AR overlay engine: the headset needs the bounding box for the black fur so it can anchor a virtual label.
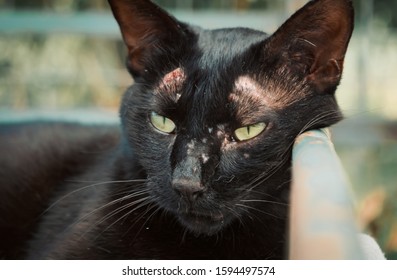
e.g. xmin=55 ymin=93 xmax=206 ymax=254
xmin=0 ymin=0 xmax=354 ymax=259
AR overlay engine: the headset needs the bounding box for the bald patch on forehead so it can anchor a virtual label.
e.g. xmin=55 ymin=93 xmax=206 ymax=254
xmin=158 ymin=67 xmax=186 ymax=96
xmin=228 ymin=76 xmax=268 ymax=123
xmin=230 ymin=75 xmax=307 ymax=111
xmin=232 ymin=76 xmax=264 ymax=104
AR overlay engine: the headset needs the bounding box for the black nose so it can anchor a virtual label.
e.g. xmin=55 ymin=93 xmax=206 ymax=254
xmin=172 ymin=154 xmax=205 ymax=204
xmin=172 ymin=178 xmax=205 ymax=204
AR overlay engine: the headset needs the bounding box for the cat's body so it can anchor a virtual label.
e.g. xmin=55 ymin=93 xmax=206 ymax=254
xmin=0 ymin=0 xmax=354 ymax=259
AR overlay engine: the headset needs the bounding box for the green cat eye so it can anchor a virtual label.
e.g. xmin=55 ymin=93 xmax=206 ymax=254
xmin=150 ymin=112 xmax=176 ymax=134
xmin=234 ymin=122 xmax=267 ymax=141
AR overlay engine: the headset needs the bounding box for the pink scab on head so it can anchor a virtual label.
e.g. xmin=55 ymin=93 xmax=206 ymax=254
xmin=159 ymin=67 xmax=186 ymax=94
xmin=163 ymin=68 xmax=185 ymax=85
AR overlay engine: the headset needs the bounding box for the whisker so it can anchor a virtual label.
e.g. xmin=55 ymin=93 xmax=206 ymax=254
xmin=93 ymin=196 xmax=151 ymax=230
xmin=224 ymin=204 xmax=248 ymax=225
xmin=64 ymin=179 xmax=146 ymax=184
xmin=235 ymin=203 xmax=285 ymax=220
xmin=133 ymin=205 xmax=162 ymax=237
xmin=64 ymin=189 xmax=151 ymax=235
xmin=40 ymin=179 xmax=147 ymax=217
xmin=248 ymin=189 xmax=285 ymax=199
xmin=239 ymin=199 xmax=288 ymax=206
xmin=126 ymin=203 xmax=161 ymax=243
xmin=108 ymin=184 xmax=148 ymax=198
xmin=93 ymin=198 xmax=155 ymax=239
xmin=299 ymin=110 xmax=341 ymax=134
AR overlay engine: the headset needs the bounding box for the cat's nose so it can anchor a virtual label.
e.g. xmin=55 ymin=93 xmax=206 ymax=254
xmin=172 ymin=178 xmax=205 ymax=204
xmin=172 ymin=156 xmax=205 ymax=203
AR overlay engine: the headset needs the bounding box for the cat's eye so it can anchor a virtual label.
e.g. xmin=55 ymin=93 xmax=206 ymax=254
xmin=150 ymin=112 xmax=176 ymax=134
xmin=234 ymin=122 xmax=267 ymax=141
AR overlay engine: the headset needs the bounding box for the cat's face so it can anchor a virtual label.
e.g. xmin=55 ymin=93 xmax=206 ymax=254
xmin=109 ymin=0 xmax=354 ymax=235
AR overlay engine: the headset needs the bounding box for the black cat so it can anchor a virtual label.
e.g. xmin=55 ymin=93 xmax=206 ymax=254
xmin=0 ymin=0 xmax=354 ymax=259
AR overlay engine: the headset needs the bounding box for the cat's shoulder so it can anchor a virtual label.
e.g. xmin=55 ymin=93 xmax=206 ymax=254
xmin=0 ymin=121 xmax=121 ymax=194
xmin=0 ymin=121 xmax=120 ymax=154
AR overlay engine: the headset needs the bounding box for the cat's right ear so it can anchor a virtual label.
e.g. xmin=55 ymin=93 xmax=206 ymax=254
xmin=108 ymin=0 xmax=186 ymax=77
xmin=264 ymin=0 xmax=354 ymax=94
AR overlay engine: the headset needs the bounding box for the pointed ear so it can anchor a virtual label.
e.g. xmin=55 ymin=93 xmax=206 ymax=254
xmin=267 ymin=0 xmax=354 ymax=93
xmin=108 ymin=0 xmax=187 ymax=77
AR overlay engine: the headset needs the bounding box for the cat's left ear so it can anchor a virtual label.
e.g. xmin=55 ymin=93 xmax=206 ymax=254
xmin=266 ymin=0 xmax=354 ymax=93
xmin=108 ymin=0 xmax=187 ymax=77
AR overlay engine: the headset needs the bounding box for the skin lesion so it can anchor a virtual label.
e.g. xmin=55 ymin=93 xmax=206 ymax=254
xmin=157 ymin=67 xmax=186 ymax=97
xmin=228 ymin=76 xmax=270 ymax=124
xmin=230 ymin=75 xmax=309 ymax=116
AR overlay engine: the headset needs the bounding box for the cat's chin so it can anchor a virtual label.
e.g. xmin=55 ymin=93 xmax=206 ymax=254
xmin=177 ymin=211 xmax=228 ymax=236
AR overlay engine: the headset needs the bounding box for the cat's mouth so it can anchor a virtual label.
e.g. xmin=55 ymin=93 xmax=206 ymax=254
xmin=178 ymin=210 xmax=226 ymax=236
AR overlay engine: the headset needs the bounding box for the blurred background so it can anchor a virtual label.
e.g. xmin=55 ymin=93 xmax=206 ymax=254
xmin=0 ymin=0 xmax=396 ymax=259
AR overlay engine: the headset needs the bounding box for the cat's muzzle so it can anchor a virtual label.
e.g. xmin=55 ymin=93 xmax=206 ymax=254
xmin=178 ymin=209 xmax=226 ymax=236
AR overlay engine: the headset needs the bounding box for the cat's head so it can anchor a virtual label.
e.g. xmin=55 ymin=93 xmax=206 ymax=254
xmin=109 ymin=0 xmax=354 ymax=236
